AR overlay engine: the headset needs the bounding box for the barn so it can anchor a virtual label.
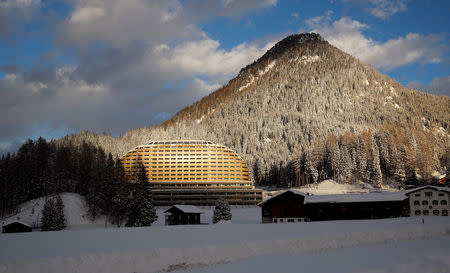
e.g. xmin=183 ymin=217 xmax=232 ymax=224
xmin=258 ymin=190 xmax=307 ymax=223
xmin=259 ymin=190 xmax=410 ymax=223
xmin=164 ymin=205 xmax=204 ymax=225
xmin=2 ymin=220 xmax=32 ymax=233
xmin=305 ymin=192 xmax=409 ymax=221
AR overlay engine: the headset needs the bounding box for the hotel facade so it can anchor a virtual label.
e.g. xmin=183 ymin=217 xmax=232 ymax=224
xmin=121 ymin=140 xmax=262 ymax=206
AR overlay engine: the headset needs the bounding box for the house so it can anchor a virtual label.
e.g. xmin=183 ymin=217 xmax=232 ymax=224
xmin=164 ymin=205 xmax=204 ymax=225
xmin=2 ymin=220 xmax=32 ymax=233
xmin=405 ymin=186 xmax=449 ymax=216
xmin=305 ymin=192 xmax=409 ymax=221
xmin=258 ymin=190 xmax=409 ymax=223
xmin=258 ymin=190 xmax=307 ymax=223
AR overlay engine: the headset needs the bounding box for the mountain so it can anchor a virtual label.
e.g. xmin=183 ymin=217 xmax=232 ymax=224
xmin=57 ymin=33 xmax=450 ymax=187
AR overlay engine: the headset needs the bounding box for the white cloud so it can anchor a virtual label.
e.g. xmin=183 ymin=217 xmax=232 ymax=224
xmin=1 ymin=0 xmax=280 ymax=151
xmin=70 ymin=6 xmax=106 ymax=24
xmin=369 ymin=0 xmax=407 ymax=19
xmin=307 ymin=16 xmax=445 ymax=70
xmin=407 ymin=76 xmax=450 ymax=97
xmin=0 ymin=0 xmax=40 ymax=9
xmin=342 ymin=0 xmax=408 ymax=19
xmin=155 ymin=38 xmax=275 ymax=79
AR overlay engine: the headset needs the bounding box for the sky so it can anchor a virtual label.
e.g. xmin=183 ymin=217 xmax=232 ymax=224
xmin=0 ymin=0 xmax=449 ymax=155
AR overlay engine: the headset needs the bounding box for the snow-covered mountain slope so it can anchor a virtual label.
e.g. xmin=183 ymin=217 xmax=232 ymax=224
xmin=57 ymin=33 xmax=450 ymax=185
xmin=0 ymin=193 xmax=107 ymax=229
xmin=1 ymin=214 xmax=449 ymax=273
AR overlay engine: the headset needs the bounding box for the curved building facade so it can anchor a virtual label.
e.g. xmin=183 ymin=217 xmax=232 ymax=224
xmin=121 ymin=140 xmax=262 ymax=205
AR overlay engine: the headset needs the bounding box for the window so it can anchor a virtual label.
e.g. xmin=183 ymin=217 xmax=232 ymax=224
xmin=414 ymin=193 xmax=420 ymax=197
xmin=438 ymin=193 xmax=444 ymax=197
xmin=288 ymin=219 xmax=294 ymax=222
xmin=433 ymin=210 xmax=440 ymax=215
xmin=279 ymin=219 xmax=284 ymax=222
xmin=442 ymin=210 xmax=448 ymax=216
xmin=422 ymin=200 xmax=428 ymax=205
xmin=415 ymin=210 xmax=421 ymax=215
xmin=425 ymin=192 xmax=433 ymax=197
xmin=432 ymin=200 xmax=438 ymax=205
xmin=423 ymin=210 xmax=429 ymax=215
xmin=441 ymin=200 xmax=448 ymax=205
xmin=414 ymin=201 xmax=420 ymax=205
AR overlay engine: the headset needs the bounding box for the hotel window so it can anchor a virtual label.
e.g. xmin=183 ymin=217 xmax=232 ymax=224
xmin=422 ymin=200 xmax=428 ymax=205
xmin=442 ymin=210 xmax=448 ymax=216
xmin=441 ymin=200 xmax=448 ymax=205
xmin=433 ymin=210 xmax=440 ymax=215
xmin=414 ymin=210 xmax=421 ymax=215
xmin=413 ymin=200 xmax=420 ymax=205
xmin=423 ymin=210 xmax=429 ymax=215
xmin=432 ymin=200 xmax=438 ymax=205
xmin=425 ymin=192 xmax=433 ymax=197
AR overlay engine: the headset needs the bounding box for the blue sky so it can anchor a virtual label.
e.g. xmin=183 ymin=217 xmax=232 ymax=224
xmin=0 ymin=0 xmax=449 ymax=155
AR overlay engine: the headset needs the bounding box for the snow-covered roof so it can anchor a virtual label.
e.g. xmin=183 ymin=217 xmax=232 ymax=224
xmin=404 ymin=185 xmax=450 ymax=195
xmin=258 ymin=190 xmax=307 ymax=206
xmin=2 ymin=220 xmax=32 ymax=228
xmin=305 ymin=191 xmax=407 ymax=204
xmin=164 ymin=205 xmax=204 ymax=214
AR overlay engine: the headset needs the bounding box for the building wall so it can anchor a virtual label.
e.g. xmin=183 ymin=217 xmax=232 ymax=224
xmin=121 ymin=140 xmax=250 ymax=185
xmin=121 ymin=140 xmax=261 ymax=205
xmin=409 ymin=188 xmax=449 ymax=216
xmin=261 ymin=192 xmax=305 ymax=223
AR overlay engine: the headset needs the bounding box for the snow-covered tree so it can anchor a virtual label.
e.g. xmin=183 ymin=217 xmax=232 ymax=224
xmin=213 ymin=198 xmax=232 ymax=224
xmin=41 ymin=196 xmax=66 ymax=231
xmin=41 ymin=198 xmax=56 ymax=231
xmin=55 ymin=196 xmax=66 ymax=230
xmin=125 ymin=163 xmax=157 ymax=227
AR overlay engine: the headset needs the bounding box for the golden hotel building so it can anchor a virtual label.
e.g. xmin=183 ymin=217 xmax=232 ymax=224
xmin=120 ymin=140 xmax=262 ymax=205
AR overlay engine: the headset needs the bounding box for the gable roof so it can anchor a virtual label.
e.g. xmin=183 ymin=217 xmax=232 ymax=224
xmin=404 ymin=185 xmax=450 ymax=195
xmin=2 ymin=220 xmax=32 ymax=228
xmin=305 ymin=191 xmax=407 ymax=204
xmin=164 ymin=205 xmax=204 ymax=214
xmin=258 ymin=190 xmax=307 ymax=206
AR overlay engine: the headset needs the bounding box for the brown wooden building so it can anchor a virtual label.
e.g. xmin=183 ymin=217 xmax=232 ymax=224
xmin=259 ymin=190 xmax=409 ymax=223
xmin=164 ymin=205 xmax=204 ymax=225
xmin=258 ymin=190 xmax=307 ymax=223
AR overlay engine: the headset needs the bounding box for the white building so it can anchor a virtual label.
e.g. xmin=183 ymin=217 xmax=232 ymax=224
xmin=406 ymin=186 xmax=449 ymax=216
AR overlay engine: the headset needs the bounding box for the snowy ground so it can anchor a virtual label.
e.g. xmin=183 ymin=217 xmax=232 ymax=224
xmin=1 ymin=207 xmax=449 ymax=273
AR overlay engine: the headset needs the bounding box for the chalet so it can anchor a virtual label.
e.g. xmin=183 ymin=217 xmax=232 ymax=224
xmin=2 ymin=220 xmax=32 ymax=233
xmin=259 ymin=190 xmax=409 ymax=223
xmin=164 ymin=205 xmax=204 ymax=225
xmin=405 ymin=186 xmax=449 ymax=217
xmin=305 ymin=192 xmax=409 ymax=221
xmin=258 ymin=190 xmax=307 ymax=223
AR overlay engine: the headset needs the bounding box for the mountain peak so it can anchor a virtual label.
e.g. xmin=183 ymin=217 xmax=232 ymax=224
xmin=261 ymin=32 xmax=326 ymax=61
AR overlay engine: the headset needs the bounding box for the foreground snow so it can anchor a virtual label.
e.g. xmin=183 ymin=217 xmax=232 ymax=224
xmin=1 ymin=215 xmax=449 ymax=273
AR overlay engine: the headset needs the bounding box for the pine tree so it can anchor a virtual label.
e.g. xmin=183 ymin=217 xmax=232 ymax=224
xmin=111 ymin=159 xmax=131 ymax=227
xmin=368 ymin=141 xmax=383 ymax=188
xmin=213 ymin=198 xmax=232 ymax=224
xmin=41 ymin=198 xmax=56 ymax=231
xmin=55 ymin=196 xmax=67 ymax=230
xmin=41 ymin=196 xmax=66 ymax=231
xmin=125 ymin=163 xmax=157 ymax=227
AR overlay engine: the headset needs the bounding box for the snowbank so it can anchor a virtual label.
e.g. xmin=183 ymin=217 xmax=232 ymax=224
xmin=1 ymin=216 xmax=449 ymax=273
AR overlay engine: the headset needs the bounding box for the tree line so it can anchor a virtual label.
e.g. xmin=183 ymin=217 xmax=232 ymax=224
xmin=254 ymin=125 xmax=449 ymax=188
xmin=0 ymin=138 xmax=156 ymax=227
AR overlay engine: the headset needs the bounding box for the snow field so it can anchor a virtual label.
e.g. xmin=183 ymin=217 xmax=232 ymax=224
xmin=1 ymin=216 xmax=449 ymax=273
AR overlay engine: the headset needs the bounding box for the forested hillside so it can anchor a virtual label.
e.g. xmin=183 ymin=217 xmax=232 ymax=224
xmin=55 ymin=33 xmax=449 ymax=187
